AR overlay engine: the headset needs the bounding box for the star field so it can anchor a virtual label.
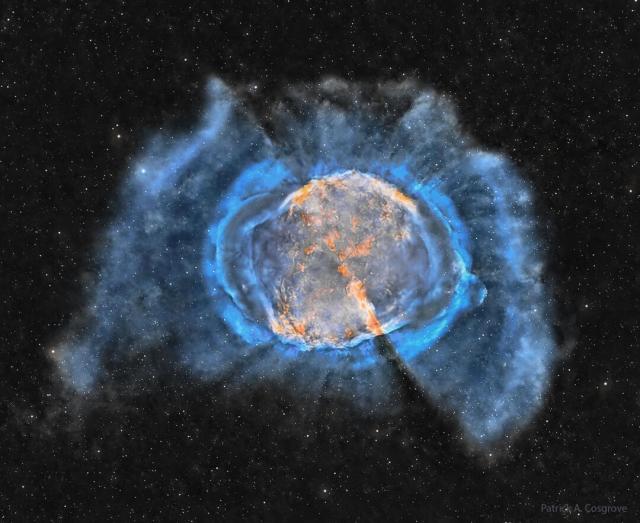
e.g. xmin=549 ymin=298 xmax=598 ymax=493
xmin=1 ymin=2 xmax=639 ymax=520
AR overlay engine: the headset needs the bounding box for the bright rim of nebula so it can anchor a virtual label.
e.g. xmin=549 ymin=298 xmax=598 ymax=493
xmin=217 ymin=169 xmax=484 ymax=350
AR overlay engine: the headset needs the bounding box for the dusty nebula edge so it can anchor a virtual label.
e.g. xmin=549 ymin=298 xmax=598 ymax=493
xmin=51 ymin=78 xmax=556 ymax=449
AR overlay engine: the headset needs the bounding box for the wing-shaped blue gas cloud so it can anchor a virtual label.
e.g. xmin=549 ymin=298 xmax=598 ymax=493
xmin=51 ymin=78 xmax=556 ymax=449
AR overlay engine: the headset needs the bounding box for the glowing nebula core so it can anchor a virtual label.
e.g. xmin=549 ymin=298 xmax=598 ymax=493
xmin=214 ymin=169 xmax=485 ymax=351
xmin=52 ymin=78 xmax=556 ymax=449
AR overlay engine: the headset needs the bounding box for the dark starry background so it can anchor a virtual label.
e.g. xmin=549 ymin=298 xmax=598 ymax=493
xmin=2 ymin=1 xmax=639 ymax=520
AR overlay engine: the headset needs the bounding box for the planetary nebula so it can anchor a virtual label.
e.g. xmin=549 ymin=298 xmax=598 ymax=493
xmin=52 ymin=78 xmax=556 ymax=448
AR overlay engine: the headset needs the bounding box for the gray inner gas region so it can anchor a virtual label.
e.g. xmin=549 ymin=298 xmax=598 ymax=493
xmin=250 ymin=171 xmax=461 ymax=348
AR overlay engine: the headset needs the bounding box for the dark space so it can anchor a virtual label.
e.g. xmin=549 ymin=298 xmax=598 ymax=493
xmin=2 ymin=1 xmax=639 ymax=520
